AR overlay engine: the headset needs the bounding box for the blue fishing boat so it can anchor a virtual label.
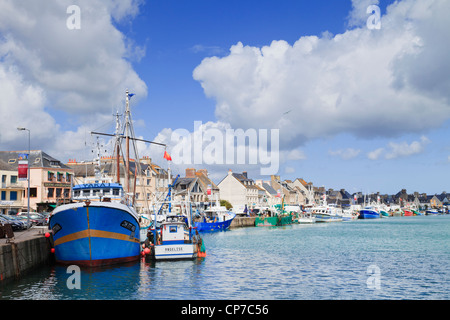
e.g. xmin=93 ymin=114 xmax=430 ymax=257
xmin=359 ymin=206 xmax=380 ymax=219
xmin=194 ymin=206 xmax=236 ymax=232
xmin=49 ymin=90 xmax=164 ymax=267
xmin=49 ymin=184 xmax=141 ymax=267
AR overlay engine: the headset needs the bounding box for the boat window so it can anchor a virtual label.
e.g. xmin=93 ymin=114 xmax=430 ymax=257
xmin=169 ymin=226 xmax=177 ymax=233
xmin=113 ymin=189 xmax=120 ymax=196
xmin=93 ymin=189 xmax=100 ymax=196
xmin=82 ymin=190 xmax=90 ymax=197
xmin=74 ymin=190 xmax=80 ymax=197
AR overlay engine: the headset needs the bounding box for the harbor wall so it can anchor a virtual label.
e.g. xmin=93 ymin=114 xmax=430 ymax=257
xmin=0 ymin=234 xmax=52 ymax=282
xmin=230 ymin=216 xmax=256 ymax=229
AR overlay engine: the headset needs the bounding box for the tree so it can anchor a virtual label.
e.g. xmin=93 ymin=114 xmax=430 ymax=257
xmin=220 ymin=200 xmax=233 ymax=210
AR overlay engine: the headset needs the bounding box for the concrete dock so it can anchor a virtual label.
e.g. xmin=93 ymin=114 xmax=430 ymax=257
xmin=0 ymin=227 xmax=54 ymax=283
xmin=229 ymin=216 xmax=256 ymax=229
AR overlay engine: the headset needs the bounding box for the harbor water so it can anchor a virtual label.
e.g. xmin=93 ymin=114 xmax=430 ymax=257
xmin=1 ymin=215 xmax=449 ymax=300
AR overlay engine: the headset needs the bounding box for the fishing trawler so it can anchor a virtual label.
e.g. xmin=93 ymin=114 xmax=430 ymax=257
xmin=50 ymin=90 xmax=163 ymax=267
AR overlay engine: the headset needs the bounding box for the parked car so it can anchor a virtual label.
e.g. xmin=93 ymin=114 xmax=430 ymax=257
xmin=0 ymin=215 xmax=25 ymax=231
xmin=1 ymin=214 xmax=30 ymax=230
xmin=9 ymin=215 xmax=33 ymax=229
xmin=16 ymin=212 xmax=46 ymax=226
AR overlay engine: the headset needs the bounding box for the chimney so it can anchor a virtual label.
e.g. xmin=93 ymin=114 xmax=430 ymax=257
xmin=242 ymin=171 xmax=248 ymax=178
xmin=185 ymin=168 xmax=196 ymax=178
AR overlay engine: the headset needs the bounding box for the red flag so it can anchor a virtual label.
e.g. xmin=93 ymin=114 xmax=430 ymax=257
xmin=163 ymin=150 xmax=172 ymax=161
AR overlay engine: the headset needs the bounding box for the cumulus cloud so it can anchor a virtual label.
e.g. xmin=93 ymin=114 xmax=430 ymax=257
xmin=0 ymin=0 xmax=146 ymax=160
xmin=367 ymin=136 xmax=430 ymax=160
xmin=138 ymin=120 xmax=307 ymax=177
xmin=193 ymin=0 xmax=450 ymax=151
xmin=385 ymin=136 xmax=430 ymax=159
xmin=367 ymin=148 xmax=385 ymax=160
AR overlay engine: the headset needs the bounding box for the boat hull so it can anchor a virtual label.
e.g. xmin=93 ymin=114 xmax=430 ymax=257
xmin=255 ymin=215 xmax=292 ymax=226
xmin=194 ymin=218 xmax=234 ymax=232
xmin=49 ymin=202 xmax=141 ymax=267
xmin=358 ymin=210 xmax=380 ymax=219
xmin=314 ymin=214 xmax=342 ymax=223
xmin=152 ymin=243 xmax=197 ymax=260
xmin=380 ymin=210 xmax=390 ymax=217
xmin=403 ymin=210 xmax=413 ymax=216
xmin=297 ymin=216 xmax=316 ymax=224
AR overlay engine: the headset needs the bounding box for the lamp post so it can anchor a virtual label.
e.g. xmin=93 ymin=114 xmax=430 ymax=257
xmin=17 ymin=127 xmax=30 ymax=228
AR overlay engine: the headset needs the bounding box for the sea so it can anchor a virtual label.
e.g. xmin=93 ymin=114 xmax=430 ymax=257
xmin=1 ymin=215 xmax=449 ymax=302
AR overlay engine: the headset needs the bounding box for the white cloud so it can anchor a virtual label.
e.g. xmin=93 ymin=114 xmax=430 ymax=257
xmin=367 ymin=148 xmax=385 ymax=160
xmin=329 ymin=148 xmax=361 ymax=160
xmin=367 ymin=136 xmax=430 ymax=160
xmin=0 ymin=0 xmax=146 ymax=161
xmin=385 ymin=136 xmax=430 ymax=159
xmin=286 ymin=149 xmax=307 ymax=161
xmin=193 ymin=0 xmax=450 ymax=150
xmin=142 ymin=120 xmax=307 ymax=178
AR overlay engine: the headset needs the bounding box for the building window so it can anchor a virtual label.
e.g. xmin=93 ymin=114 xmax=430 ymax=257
xmin=30 ymin=188 xmax=37 ymax=198
xmin=48 ymin=188 xmax=54 ymax=198
xmin=10 ymin=191 xmax=17 ymax=201
xmin=57 ymin=173 xmax=62 ymax=182
xmin=48 ymin=172 xmax=54 ymax=181
xmin=1 ymin=191 xmax=6 ymax=200
xmin=64 ymin=189 xmax=70 ymax=198
xmin=10 ymin=176 xmax=17 ymax=184
xmin=56 ymin=188 xmax=62 ymax=198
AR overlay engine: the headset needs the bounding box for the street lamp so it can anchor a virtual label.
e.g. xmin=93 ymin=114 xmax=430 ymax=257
xmin=17 ymin=127 xmax=30 ymax=228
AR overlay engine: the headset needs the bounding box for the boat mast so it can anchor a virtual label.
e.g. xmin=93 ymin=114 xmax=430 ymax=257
xmin=125 ymin=90 xmax=131 ymax=195
xmin=114 ymin=110 xmax=121 ymax=184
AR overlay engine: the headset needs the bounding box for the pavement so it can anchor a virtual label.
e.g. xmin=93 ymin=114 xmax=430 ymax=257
xmin=0 ymin=226 xmax=50 ymax=245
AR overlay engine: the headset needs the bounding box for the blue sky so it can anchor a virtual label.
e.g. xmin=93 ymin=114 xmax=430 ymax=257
xmin=1 ymin=0 xmax=449 ymax=195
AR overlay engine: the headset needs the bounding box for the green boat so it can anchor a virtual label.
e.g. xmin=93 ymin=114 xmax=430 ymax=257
xmin=380 ymin=210 xmax=389 ymax=217
xmin=255 ymin=215 xmax=292 ymax=226
xmin=255 ymin=204 xmax=293 ymax=226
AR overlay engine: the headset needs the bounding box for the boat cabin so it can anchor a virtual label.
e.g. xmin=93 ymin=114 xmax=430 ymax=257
xmin=160 ymin=215 xmax=190 ymax=245
xmin=72 ymin=182 xmax=124 ymax=202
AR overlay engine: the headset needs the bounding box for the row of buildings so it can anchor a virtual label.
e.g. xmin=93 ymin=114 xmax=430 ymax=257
xmin=1 ymin=149 xmax=449 ymax=215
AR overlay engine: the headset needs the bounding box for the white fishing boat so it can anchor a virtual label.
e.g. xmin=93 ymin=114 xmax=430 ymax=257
xmin=341 ymin=208 xmax=358 ymax=221
xmin=311 ymin=205 xmax=343 ymax=222
xmin=152 ymin=214 xmax=197 ymax=260
xmin=297 ymin=208 xmax=316 ymax=224
xmin=143 ymin=176 xmax=201 ymax=261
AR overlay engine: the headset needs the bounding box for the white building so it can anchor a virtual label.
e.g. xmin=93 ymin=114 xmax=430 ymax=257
xmin=217 ymin=170 xmax=264 ymax=213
